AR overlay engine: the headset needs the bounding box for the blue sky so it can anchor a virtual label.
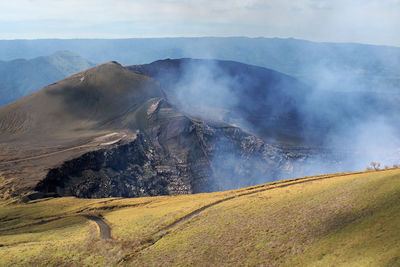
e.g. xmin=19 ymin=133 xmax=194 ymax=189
xmin=0 ymin=0 xmax=399 ymax=46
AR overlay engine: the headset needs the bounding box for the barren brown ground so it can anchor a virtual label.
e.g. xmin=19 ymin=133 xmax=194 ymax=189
xmin=0 ymin=62 xmax=162 ymax=198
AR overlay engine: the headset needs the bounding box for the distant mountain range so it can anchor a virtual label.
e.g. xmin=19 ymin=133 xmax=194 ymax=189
xmin=0 ymin=37 xmax=399 ymax=92
xmin=0 ymin=51 xmax=96 ymax=106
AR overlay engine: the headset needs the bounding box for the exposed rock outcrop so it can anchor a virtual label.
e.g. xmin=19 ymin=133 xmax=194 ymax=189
xmin=34 ymin=97 xmax=291 ymax=198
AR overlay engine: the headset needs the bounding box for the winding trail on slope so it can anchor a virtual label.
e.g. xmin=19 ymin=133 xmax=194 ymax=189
xmin=0 ymin=144 xmax=96 ymax=165
xmin=0 ymin=133 xmax=126 ymax=165
xmin=152 ymin=170 xmax=369 ymax=236
xmin=84 ymin=215 xmax=112 ymax=240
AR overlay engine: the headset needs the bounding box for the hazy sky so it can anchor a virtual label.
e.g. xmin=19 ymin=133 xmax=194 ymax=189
xmin=0 ymin=0 xmax=399 ymax=46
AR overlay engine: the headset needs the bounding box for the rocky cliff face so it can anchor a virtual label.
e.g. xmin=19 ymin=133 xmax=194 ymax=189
xmin=34 ymin=97 xmax=291 ymax=198
xmin=35 ymin=133 xmax=188 ymax=198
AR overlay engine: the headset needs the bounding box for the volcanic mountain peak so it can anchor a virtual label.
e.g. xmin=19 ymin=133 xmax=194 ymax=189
xmin=0 ymin=61 xmax=164 ymax=140
xmin=56 ymin=61 xmax=162 ymax=103
xmin=0 ymin=59 xmax=301 ymax=200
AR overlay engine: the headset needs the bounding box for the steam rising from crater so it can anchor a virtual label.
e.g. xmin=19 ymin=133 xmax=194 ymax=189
xmin=150 ymin=57 xmax=400 ymax=184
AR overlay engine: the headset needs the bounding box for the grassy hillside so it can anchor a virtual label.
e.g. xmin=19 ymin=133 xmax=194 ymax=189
xmin=1 ymin=169 xmax=400 ymax=266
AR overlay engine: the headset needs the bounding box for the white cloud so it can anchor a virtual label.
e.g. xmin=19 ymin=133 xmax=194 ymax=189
xmin=0 ymin=0 xmax=399 ymax=46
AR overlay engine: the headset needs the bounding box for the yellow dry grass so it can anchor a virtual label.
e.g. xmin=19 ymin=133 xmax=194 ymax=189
xmin=0 ymin=169 xmax=399 ymax=266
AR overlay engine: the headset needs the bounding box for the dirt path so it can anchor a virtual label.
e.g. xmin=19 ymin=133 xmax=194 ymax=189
xmin=152 ymin=170 xmax=367 ymax=236
xmin=84 ymin=215 xmax=112 ymax=240
xmin=0 ymin=144 xmax=95 ymax=165
xmin=0 ymin=133 xmax=126 ymax=165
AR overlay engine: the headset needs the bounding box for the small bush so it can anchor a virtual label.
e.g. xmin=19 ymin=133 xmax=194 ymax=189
xmin=369 ymin=162 xmax=381 ymax=171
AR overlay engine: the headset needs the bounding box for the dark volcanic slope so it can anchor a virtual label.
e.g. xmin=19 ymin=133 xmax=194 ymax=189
xmin=128 ymin=58 xmax=311 ymax=144
xmin=0 ymin=51 xmax=96 ymax=107
xmin=0 ymin=61 xmax=293 ymax=200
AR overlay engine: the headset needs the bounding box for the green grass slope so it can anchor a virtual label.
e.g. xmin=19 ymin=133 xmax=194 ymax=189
xmin=1 ymin=169 xmax=399 ymax=266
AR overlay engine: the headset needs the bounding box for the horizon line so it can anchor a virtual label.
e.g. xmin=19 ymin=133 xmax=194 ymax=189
xmin=0 ymin=36 xmax=398 ymax=48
